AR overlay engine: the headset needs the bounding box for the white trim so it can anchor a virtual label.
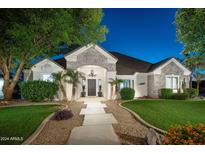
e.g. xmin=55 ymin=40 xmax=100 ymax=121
xmin=116 ymin=75 xmax=136 ymax=80
xmin=152 ymin=58 xmax=191 ymax=75
xmin=64 ymin=43 xmax=118 ymax=63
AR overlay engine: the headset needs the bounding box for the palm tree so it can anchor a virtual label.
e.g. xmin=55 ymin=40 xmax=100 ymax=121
xmin=52 ymin=71 xmax=67 ymax=102
xmin=109 ymin=78 xmax=123 ymax=100
xmin=65 ymin=69 xmax=85 ymax=102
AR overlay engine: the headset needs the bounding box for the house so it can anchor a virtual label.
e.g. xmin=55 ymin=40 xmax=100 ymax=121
xmin=23 ymin=43 xmax=191 ymax=100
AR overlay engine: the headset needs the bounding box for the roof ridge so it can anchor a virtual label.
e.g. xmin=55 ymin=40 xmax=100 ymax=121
xmin=110 ymin=51 xmax=153 ymax=64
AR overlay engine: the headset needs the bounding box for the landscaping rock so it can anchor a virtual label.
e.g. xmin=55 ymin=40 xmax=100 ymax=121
xmin=145 ymin=128 xmax=163 ymax=145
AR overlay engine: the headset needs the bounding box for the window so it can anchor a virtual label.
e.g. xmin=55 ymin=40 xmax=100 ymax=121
xmin=118 ymin=80 xmax=134 ymax=90
xmin=166 ymin=75 xmax=179 ymax=90
xmin=43 ymin=74 xmax=53 ymax=82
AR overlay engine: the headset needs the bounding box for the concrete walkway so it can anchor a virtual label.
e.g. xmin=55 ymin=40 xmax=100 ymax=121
xmin=67 ymin=101 xmax=120 ymax=145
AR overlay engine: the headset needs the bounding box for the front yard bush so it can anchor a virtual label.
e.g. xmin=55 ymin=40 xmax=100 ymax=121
xmin=120 ymin=88 xmax=135 ymax=100
xmin=163 ymin=124 xmax=205 ymax=145
xmin=171 ymin=93 xmax=189 ymax=100
xmin=52 ymin=109 xmax=73 ymax=121
xmin=160 ymin=88 xmax=172 ymax=99
xmin=20 ymin=80 xmax=58 ymax=102
xmin=186 ymin=88 xmax=198 ymax=98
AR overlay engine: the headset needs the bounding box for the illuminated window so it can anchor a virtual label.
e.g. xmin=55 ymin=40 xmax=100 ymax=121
xmin=43 ymin=74 xmax=53 ymax=82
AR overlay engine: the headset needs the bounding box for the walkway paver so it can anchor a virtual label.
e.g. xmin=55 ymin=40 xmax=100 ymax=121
xmin=84 ymin=101 xmax=101 ymax=104
xmin=80 ymin=108 xmax=105 ymax=115
xmin=68 ymin=100 xmax=120 ymax=145
xmin=83 ymin=113 xmax=118 ymax=125
xmin=86 ymin=103 xmax=107 ymax=108
xmin=68 ymin=125 xmax=119 ymax=145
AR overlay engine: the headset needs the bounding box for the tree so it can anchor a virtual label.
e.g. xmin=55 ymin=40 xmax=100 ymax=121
xmin=175 ymin=9 xmax=205 ymax=90
xmin=65 ymin=69 xmax=85 ymax=101
xmin=0 ymin=9 xmax=108 ymax=101
xmin=193 ymin=71 xmax=205 ymax=93
xmin=182 ymin=52 xmax=205 ymax=89
xmin=175 ymin=9 xmax=205 ymax=55
xmin=109 ymin=78 xmax=123 ymax=100
xmin=52 ymin=71 xmax=67 ymax=101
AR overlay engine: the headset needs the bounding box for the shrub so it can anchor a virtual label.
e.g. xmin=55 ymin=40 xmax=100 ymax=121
xmin=52 ymin=109 xmax=73 ymax=121
xmin=19 ymin=80 xmax=58 ymax=102
xmin=163 ymin=124 xmax=205 ymax=145
xmin=171 ymin=93 xmax=189 ymax=100
xmin=160 ymin=88 xmax=173 ymax=99
xmin=120 ymin=88 xmax=135 ymax=100
xmin=186 ymin=88 xmax=198 ymax=98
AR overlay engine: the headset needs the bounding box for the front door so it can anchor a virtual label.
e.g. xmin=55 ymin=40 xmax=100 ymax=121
xmin=88 ymin=79 xmax=96 ymax=96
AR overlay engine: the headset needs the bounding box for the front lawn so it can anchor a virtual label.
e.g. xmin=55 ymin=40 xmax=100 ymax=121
xmin=0 ymin=105 xmax=58 ymax=145
xmin=122 ymin=100 xmax=205 ymax=131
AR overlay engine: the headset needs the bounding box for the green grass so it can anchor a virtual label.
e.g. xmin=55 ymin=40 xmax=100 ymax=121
xmin=0 ymin=105 xmax=58 ymax=145
xmin=122 ymin=99 xmax=205 ymax=131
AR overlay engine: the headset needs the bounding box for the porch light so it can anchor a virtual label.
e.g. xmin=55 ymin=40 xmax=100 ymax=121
xmin=88 ymin=70 xmax=96 ymax=77
xmin=98 ymin=79 xmax=102 ymax=86
xmin=82 ymin=79 xmax=86 ymax=86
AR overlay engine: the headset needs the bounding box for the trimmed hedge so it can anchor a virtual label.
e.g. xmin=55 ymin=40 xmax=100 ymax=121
xmin=160 ymin=88 xmax=173 ymax=99
xmin=171 ymin=93 xmax=189 ymax=100
xmin=186 ymin=88 xmax=198 ymax=98
xmin=120 ymin=88 xmax=135 ymax=100
xmin=19 ymin=80 xmax=58 ymax=102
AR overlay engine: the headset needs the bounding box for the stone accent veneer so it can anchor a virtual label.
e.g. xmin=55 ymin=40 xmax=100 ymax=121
xmin=148 ymin=62 xmax=190 ymax=98
xmin=67 ymin=47 xmax=116 ymax=71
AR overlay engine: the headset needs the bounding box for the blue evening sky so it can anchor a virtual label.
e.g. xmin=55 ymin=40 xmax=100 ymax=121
xmin=100 ymin=8 xmax=183 ymax=63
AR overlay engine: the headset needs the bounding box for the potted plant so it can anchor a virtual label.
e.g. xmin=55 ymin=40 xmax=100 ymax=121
xmin=98 ymin=85 xmax=103 ymax=97
xmin=81 ymin=85 xmax=86 ymax=97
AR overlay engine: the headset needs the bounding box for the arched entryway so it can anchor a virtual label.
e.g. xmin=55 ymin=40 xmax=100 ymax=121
xmin=76 ymin=65 xmax=108 ymax=99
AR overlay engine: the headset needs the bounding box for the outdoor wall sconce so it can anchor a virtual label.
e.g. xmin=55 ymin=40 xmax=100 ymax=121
xmin=98 ymin=79 xmax=102 ymax=86
xmin=88 ymin=70 xmax=96 ymax=77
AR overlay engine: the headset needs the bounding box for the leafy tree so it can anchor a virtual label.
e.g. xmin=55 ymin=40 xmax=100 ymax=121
xmin=182 ymin=52 xmax=205 ymax=90
xmin=65 ymin=69 xmax=85 ymax=101
xmin=0 ymin=9 xmax=107 ymax=101
xmin=52 ymin=71 xmax=67 ymax=101
xmin=193 ymin=71 xmax=205 ymax=93
xmin=175 ymin=9 xmax=205 ymax=89
xmin=175 ymin=9 xmax=205 ymax=55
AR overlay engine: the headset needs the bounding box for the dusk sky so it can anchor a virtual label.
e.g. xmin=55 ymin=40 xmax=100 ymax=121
xmin=100 ymin=8 xmax=183 ymax=63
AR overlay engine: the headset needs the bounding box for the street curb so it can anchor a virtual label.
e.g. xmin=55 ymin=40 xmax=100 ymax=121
xmin=119 ymin=102 xmax=167 ymax=134
xmin=22 ymin=104 xmax=68 ymax=145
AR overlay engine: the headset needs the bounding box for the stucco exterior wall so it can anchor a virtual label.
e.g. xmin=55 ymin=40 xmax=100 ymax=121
xmin=29 ymin=59 xmax=65 ymax=100
xmin=32 ymin=59 xmax=64 ymax=80
xmin=148 ymin=62 xmax=190 ymax=98
xmin=76 ymin=65 xmax=108 ymax=99
xmin=136 ymin=73 xmax=148 ymax=97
